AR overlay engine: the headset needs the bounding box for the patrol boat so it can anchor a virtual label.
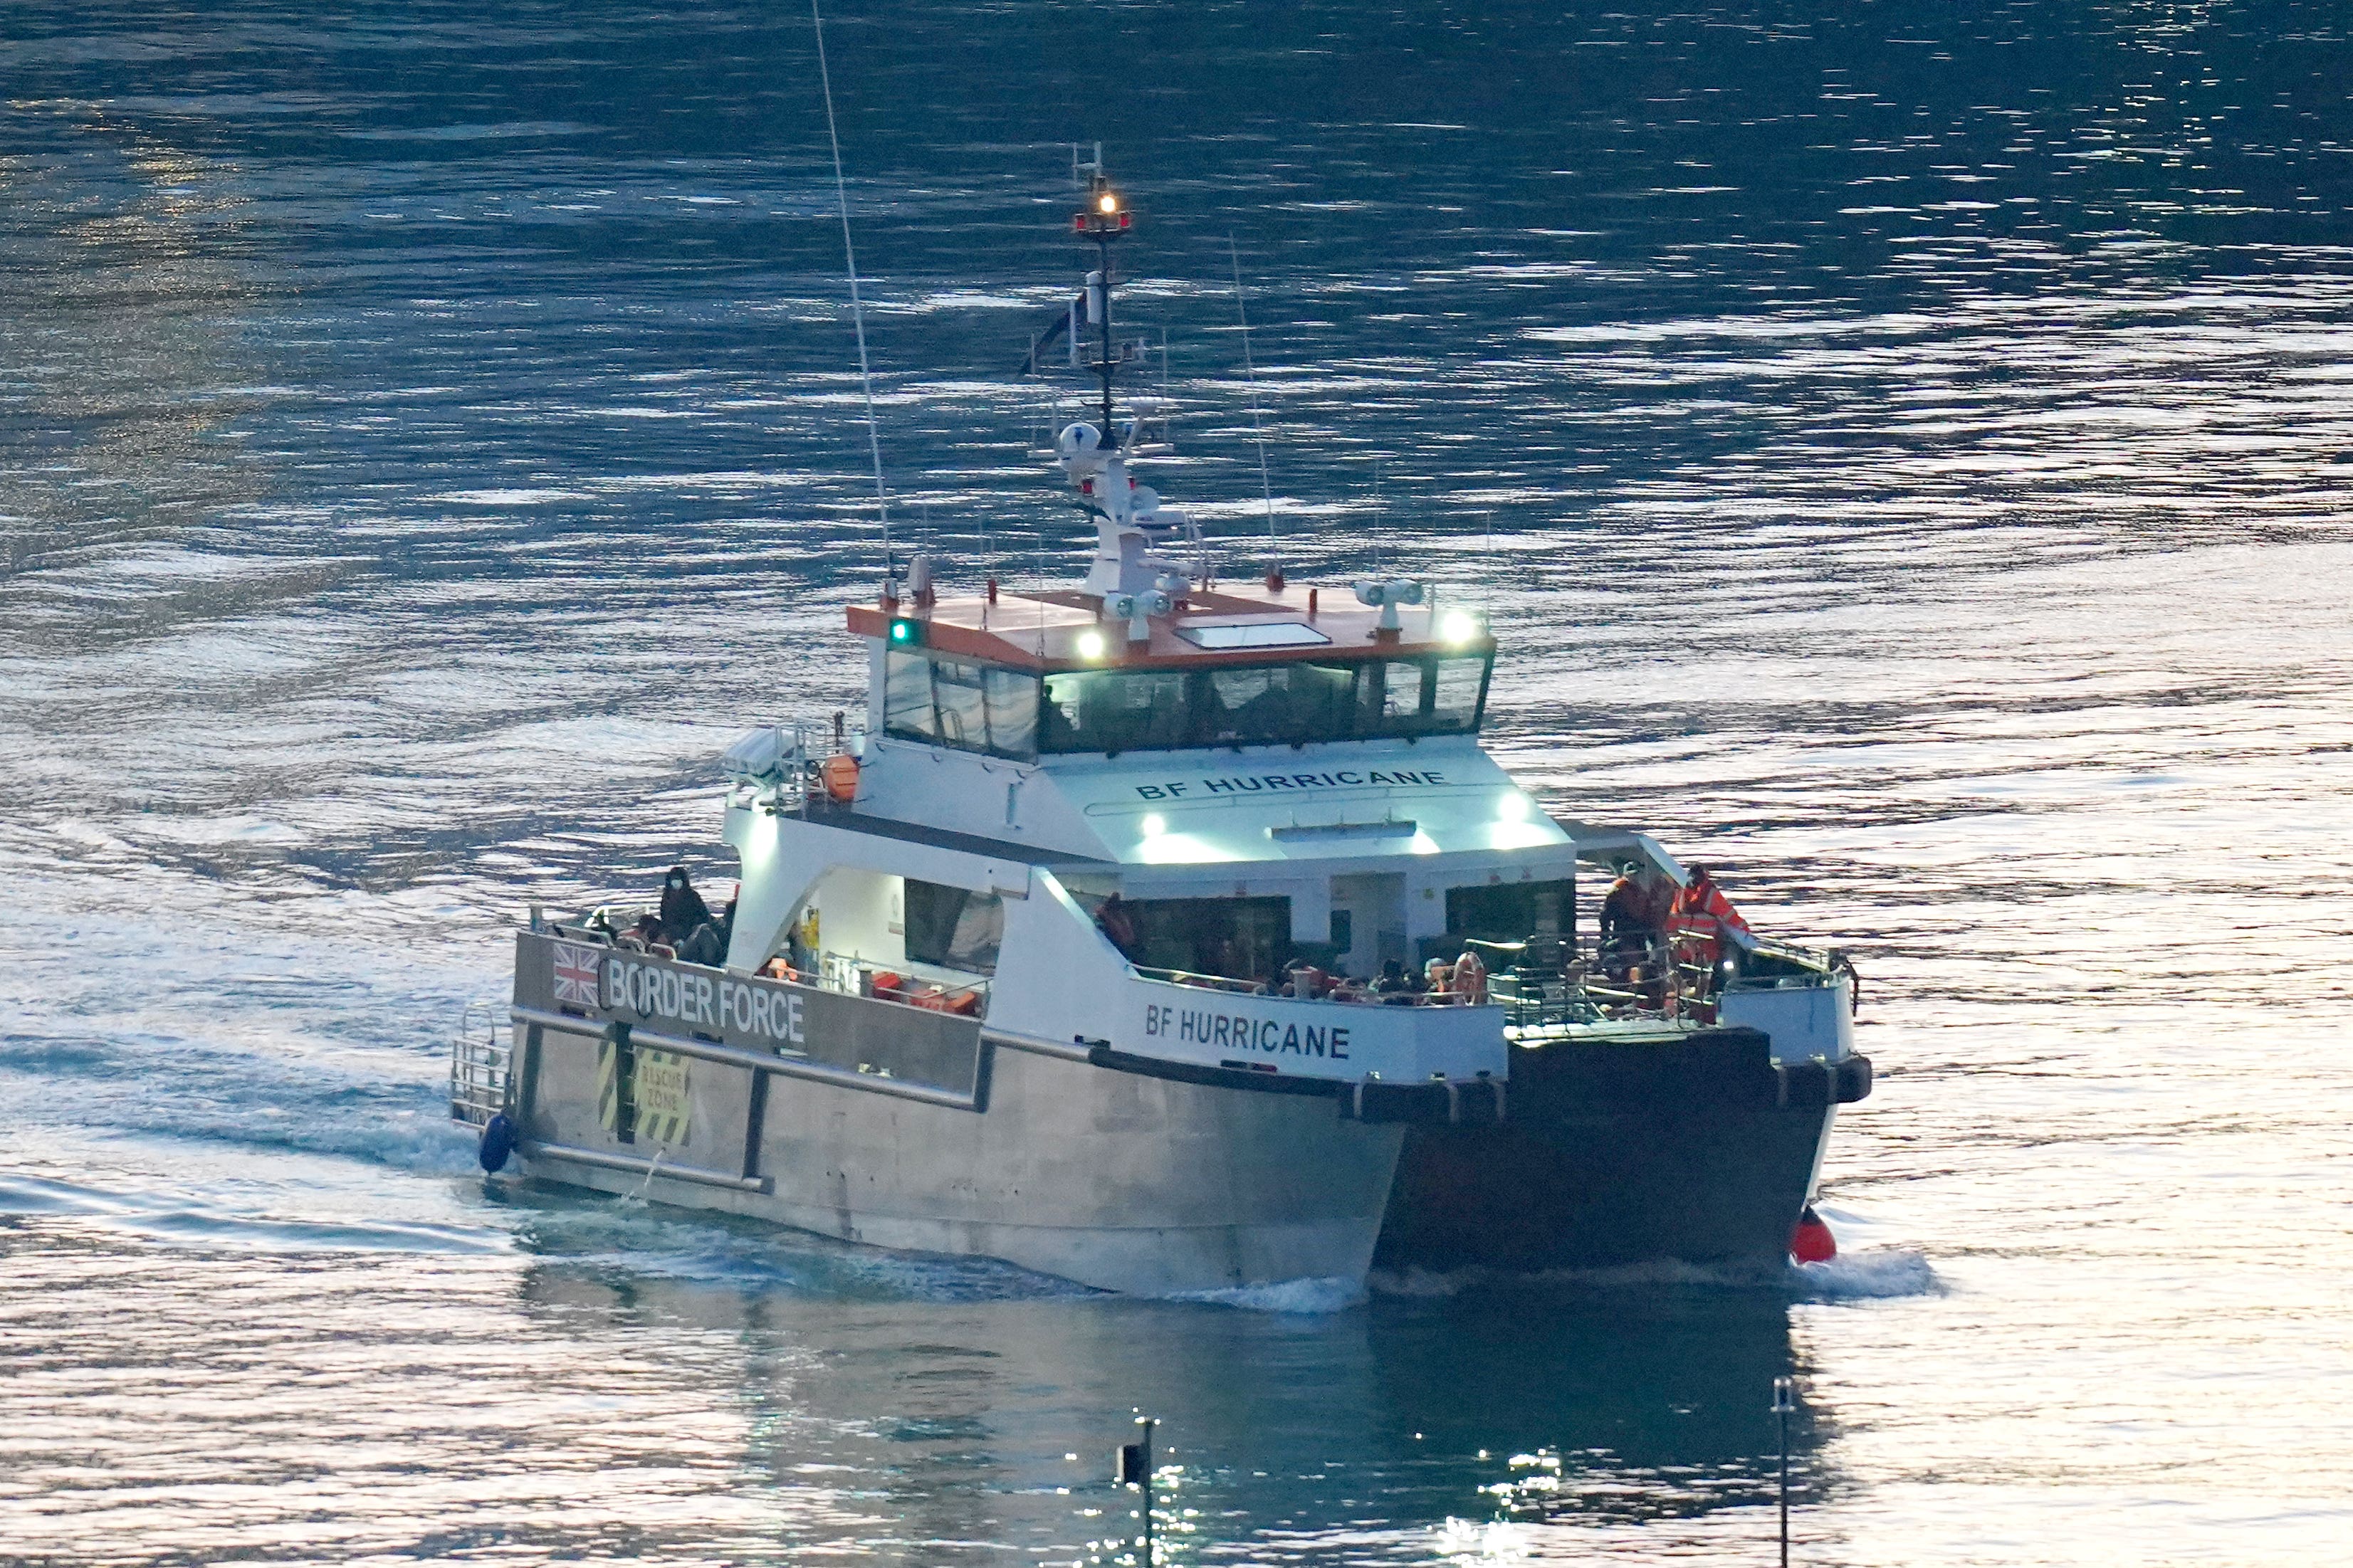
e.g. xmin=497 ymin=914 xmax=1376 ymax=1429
xmin=451 ymin=166 xmax=1870 ymax=1294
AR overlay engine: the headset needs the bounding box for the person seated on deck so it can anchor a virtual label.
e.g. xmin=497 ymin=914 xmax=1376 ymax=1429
xmin=659 ymin=865 xmax=713 ymax=942
xmin=1376 ymin=959 xmax=1418 ymax=1004
xmin=1281 ymin=956 xmax=1329 ymax=1000
xmin=1452 ymin=945 xmax=1489 ymax=1005
xmin=676 ymin=894 xmax=733 ymax=968
xmin=1423 ymin=956 xmax=1455 ymax=1002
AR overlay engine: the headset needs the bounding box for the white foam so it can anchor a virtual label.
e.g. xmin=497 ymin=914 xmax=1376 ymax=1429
xmin=1791 ymin=1246 xmax=1941 ymax=1301
xmin=1168 ymin=1275 xmax=1366 ymax=1313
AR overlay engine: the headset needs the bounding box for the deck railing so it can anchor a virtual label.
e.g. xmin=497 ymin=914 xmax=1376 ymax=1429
xmin=1127 ymin=931 xmax=1841 ymax=1030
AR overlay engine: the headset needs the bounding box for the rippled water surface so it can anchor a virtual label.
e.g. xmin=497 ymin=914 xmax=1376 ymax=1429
xmin=4 ymin=3 xmax=2351 ymax=1563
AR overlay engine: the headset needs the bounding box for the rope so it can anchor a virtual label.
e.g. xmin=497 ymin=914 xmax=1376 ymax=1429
xmin=811 ymin=0 xmax=891 ymax=562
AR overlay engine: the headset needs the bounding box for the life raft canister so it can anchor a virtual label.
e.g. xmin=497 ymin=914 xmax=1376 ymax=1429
xmin=1790 ymin=1204 xmax=1836 ymax=1264
xmin=822 ymin=752 xmax=859 ymax=803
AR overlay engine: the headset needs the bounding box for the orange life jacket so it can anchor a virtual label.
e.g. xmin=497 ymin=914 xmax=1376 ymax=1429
xmin=1667 ymin=876 xmax=1751 ymax=970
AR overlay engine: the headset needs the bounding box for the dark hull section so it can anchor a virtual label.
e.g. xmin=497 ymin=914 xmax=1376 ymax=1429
xmin=1375 ymin=1026 xmax=1836 ymax=1272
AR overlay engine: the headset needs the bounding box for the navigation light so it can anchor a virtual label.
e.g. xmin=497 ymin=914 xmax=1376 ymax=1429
xmin=889 ymin=617 xmax=923 ymax=646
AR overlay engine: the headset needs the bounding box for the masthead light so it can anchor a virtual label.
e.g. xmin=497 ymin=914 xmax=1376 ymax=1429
xmin=1099 ymin=192 xmax=1118 ymax=214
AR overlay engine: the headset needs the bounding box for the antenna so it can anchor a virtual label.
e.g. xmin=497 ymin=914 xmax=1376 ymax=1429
xmin=810 ymin=0 xmax=891 ymax=571
xmin=1228 ymin=236 xmax=1277 ymax=585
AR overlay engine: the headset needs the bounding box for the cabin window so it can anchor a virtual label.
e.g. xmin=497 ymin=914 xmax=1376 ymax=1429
xmin=1196 ymin=661 xmax=1357 ymax=746
xmin=903 ymin=879 xmax=1002 ymax=974
xmin=884 ymin=653 xmax=1042 ymax=761
xmin=883 ymin=650 xmax=938 ymax=742
xmin=1037 ymin=654 xmax=1494 ymax=755
xmin=888 ymin=652 xmax=1491 ymax=759
xmin=1446 ymin=878 xmax=1576 ymax=945
xmin=1121 ymin=895 xmax=1292 ymax=985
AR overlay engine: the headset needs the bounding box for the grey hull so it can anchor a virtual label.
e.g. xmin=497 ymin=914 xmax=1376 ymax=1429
xmin=508 ymin=937 xmax=1404 ymax=1295
xmin=1374 ymin=1026 xmax=1838 ymax=1273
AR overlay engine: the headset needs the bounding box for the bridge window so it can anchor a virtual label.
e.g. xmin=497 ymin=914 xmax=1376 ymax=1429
xmin=884 ymin=652 xmax=1037 ymax=759
xmin=886 ymin=652 xmax=1491 ymax=759
xmin=1041 ymin=655 xmax=1492 ymax=756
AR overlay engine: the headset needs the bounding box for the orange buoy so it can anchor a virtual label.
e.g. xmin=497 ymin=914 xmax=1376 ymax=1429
xmin=821 ymin=752 xmax=860 ymax=803
xmin=1790 ymin=1204 xmax=1836 ymax=1264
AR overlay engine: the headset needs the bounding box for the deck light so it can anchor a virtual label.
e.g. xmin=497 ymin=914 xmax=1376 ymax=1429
xmin=1141 ymin=813 xmax=1167 ymax=838
xmin=1075 ymin=628 xmax=1107 ymax=660
xmin=1497 ymin=791 xmax=1531 ymax=822
xmin=1440 ymin=609 xmax=1480 ymax=646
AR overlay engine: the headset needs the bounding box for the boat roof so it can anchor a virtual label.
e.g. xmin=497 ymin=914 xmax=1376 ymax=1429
xmin=845 ymin=583 xmax=1489 ymax=673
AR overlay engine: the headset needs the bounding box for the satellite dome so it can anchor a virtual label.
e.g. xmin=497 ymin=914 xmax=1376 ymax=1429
xmin=1057 ymin=422 xmax=1103 ymax=458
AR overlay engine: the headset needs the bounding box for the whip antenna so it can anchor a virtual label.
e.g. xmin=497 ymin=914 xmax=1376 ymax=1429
xmin=811 ymin=0 xmax=890 ymax=566
xmin=1228 ymin=236 xmax=1279 ymax=587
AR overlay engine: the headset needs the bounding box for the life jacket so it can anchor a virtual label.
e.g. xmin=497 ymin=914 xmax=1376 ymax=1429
xmin=1667 ymin=875 xmax=1751 ymax=972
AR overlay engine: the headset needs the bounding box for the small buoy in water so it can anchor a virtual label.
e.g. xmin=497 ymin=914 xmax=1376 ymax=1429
xmin=478 ymin=1112 xmax=517 ymax=1174
xmin=1790 ymin=1204 xmax=1835 ymax=1264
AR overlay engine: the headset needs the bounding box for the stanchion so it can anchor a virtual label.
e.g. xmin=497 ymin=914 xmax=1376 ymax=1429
xmin=1773 ymin=1376 xmax=1796 ymax=1567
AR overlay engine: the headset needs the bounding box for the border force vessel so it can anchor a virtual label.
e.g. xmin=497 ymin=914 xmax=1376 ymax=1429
xmin=452 ymin=164 xmax=1870 ymax=1294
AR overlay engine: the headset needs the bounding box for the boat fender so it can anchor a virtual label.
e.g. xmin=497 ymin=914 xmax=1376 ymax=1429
xmin=1834 ymin=1054 xmax=1873 ymax=1104
xmin=1790 ymin=1204 xmax=1836 ymax=1264
xmin=478 ymin=1112 xmax=518 ymax=1174
xmin=1776 ymin=1061 xmax=1834 ymax=1110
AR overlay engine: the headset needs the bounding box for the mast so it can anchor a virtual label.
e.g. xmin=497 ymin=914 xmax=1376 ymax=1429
xmin=1074 ymin=144 xmax=1131 ymax=447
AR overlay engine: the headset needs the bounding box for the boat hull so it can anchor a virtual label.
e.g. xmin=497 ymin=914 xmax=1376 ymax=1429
xmin=1373 ymin=1026 xmax=1838 ymax=1273
xmin=506 ymin=936 xmax=1405 ymax=1295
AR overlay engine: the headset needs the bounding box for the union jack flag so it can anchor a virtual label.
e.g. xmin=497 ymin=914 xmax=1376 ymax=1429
xmin=552 ymin=941 xmax=604 ymax=1008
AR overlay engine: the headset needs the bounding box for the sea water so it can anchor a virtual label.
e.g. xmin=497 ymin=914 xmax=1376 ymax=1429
xmin=3 ymin=3 xmax=2349 ymax=1563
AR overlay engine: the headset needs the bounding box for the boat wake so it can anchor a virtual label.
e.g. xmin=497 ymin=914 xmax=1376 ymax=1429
xmin=0 ymin=1168 xmax=508 ymax=1255
xmin=1368 ymin=1246 xmax=1939 ymax=1303
xmin=1789 ymin=1246 xmax=1940 ymax=1301
xmin=1164 ymin=1275 xmax=1368 ymax=1314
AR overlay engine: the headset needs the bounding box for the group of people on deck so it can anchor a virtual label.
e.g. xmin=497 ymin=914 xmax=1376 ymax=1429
xmin=1599 ymin=861 xmax=1751 ymax=1014
xmin=1093 ymin=863 xmax=1751 ymax=1013
xmin=1273 ymin=949 xmax=1492 ymax=1006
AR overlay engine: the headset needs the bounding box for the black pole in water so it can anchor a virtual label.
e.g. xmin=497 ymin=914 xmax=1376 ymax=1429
xmin=1773 ymin=1376 xmax=1796 ymax=1567
xmin=1113 ymin=1415 xmax=1157 ymax=1566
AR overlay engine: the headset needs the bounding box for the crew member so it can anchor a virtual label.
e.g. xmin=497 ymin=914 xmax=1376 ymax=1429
xmin=1598 ymin=865 xmax=1675 ymax=984
xmin=1666 ymin=863 xmax=1753 ymax=1017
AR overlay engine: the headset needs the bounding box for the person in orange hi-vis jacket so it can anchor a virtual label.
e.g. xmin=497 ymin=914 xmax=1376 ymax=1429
xmin=1666 ymin=864 xmax=1754 ymax=1016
